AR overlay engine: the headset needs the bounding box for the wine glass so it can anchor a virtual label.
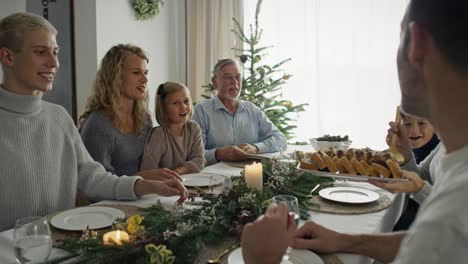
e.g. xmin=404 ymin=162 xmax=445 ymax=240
xmin=221 ymin=175 xmax=233 ymax=194
xmin=272 ymin=195 xmax=300 ymax=225
xmin=14 ymin=216 xmax=52 ymax=264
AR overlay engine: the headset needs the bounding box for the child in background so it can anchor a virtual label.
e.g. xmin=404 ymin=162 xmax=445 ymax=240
xmin=400 ymin=113 xmax=439 ymax=164
xmin=141 ymin=82 xmax=205 ymax=174
xmin=390 ymin=113 xmax=439 ymax=231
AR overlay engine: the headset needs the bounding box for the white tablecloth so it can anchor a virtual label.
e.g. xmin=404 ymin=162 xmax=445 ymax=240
xmin=0 ymin=146 xmax=404 ymax=264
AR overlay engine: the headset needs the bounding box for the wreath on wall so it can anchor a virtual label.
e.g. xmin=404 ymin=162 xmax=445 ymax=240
xmin=132 ymin=0 xmax=164 ymax=21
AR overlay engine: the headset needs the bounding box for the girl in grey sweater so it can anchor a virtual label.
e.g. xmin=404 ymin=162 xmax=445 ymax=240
xmin=141 ymin=82 xmax=206 ymax=174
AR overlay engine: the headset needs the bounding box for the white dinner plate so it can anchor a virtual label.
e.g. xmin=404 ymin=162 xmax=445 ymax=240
xmin=319 ymin=187 xmax=379 ymax=204
xmin=228 ymin=247 xmax=324 ymax=264
xmin=224 ymin=161 xmax=257 ymax=168
xmin=297 ymin=164 xmax=409 ymax=182
xmin=50 ymin=206 xmax=125 ymax=231
xmin=181 ymin=173 xmax=225 ymax=187
xmin=245 ymin=152 xmax=280 ymax=160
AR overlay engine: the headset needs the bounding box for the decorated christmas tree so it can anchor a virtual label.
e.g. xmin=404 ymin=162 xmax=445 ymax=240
xmin=202 ymin=0 xmax=307 ymax=140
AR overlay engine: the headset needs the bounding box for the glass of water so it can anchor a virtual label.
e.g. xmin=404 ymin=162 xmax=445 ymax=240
xmin=272 ymin=195 xmax=300 ymax=225
xmin=221 ymin=175 xmax=233 ymax=194
xmin=14 ymin=216 xmax=52 ymax=264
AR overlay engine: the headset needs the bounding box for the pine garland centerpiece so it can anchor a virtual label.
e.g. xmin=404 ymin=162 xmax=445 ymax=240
xmin=52 ymin=159 xmax=332 ymax=264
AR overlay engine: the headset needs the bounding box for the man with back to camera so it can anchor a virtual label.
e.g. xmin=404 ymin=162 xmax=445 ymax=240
xmin=241 ymin=0 xmax=468 ymax=263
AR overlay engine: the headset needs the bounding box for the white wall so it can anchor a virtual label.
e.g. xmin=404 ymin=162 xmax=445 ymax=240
xmin=0 ymin=0 xmax=27 ymax=81
xmin=74 ymin=0 xmax=186 ymax=121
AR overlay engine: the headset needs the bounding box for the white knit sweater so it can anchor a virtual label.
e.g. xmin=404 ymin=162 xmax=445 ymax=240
xmin=0 ymin=87 xmax=141 ymax=231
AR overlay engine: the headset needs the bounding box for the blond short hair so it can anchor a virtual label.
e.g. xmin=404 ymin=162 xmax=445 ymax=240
xmin=79 ymin=44 xmax=150 ymax=135
xmin=0 ymin=12 xmax=57 ymax=52
xmin=155 ymin=81 xmax=192 ymax=128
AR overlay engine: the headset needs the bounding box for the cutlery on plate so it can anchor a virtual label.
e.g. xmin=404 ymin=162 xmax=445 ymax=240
xmin=307 ymin=184 xmax=321 ymax=197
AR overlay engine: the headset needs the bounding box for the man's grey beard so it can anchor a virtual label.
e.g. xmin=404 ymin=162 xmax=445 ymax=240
xmin=400 ymin=95 xmax=432 ymax=120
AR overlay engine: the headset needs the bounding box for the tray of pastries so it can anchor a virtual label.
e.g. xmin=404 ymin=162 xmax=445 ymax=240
xmin=296 ymin=147 xmax=408 ymax=182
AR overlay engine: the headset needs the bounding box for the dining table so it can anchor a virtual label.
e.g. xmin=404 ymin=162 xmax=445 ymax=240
xmin=0 ymin=145 xmax=405 ymax=264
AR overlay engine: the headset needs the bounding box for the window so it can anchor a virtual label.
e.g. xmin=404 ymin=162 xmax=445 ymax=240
xmin=244 ymin=0 xmax=408 ymax=149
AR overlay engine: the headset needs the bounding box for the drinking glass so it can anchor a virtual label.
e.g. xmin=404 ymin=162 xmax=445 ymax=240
xmin=272 ymin=195 xmax=300 ymax=225
xmin=221 ymin=175 xmax=233 ymax=194
xmin=14 ymin=216 xmax=52 ymax=264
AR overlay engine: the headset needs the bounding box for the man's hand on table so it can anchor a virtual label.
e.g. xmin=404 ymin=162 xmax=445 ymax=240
xmin=369 ymin=170 xmax=425 ymax=194
xmin=238 ymin=143 xmax=259 ymax=154
xmin=292 ymin=221 xmax=348 ymax=253
xmin=134 ymin=179 xmax=187 ymax=204
xmin=215 ymin=146 xmax=248 ymax=161
xmin=241 ymin=203 xmax=296 ymax=264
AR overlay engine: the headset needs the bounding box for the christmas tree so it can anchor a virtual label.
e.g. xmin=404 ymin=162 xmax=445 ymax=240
xmin=202 ymin=0 xmax=307 ymax=140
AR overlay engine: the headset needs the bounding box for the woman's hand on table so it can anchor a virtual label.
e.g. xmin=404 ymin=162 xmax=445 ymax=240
xmin=386 ymin=121 xmax=413 ymax=164
xmin=292 ymin=221 xmax=347 ymax=253
xmin=136 ymin=168 xmax=182 ymax=182
xmin=134 ymin=179 xmax=187 ymax=203
xmin=241 ymin=203 xmax=296 ymax=264
xmin=369 ymin=170 xmax=425 ymax=194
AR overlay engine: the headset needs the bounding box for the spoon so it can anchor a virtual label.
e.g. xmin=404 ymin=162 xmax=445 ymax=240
xmin=389 ymin=106 xmax=405 ymax=164
xmin=207 ymin=243 xmax=239 ymax=264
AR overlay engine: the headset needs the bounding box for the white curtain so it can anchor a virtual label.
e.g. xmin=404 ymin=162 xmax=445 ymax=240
xmin=244 ymin=0 xmax=408 ymax=149
xmin=186 ymin=0 xmax=244 ymax=102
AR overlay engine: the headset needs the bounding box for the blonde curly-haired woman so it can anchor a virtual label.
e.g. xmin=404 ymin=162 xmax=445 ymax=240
xmin=79 ymin=44 xmax=180 ymax=182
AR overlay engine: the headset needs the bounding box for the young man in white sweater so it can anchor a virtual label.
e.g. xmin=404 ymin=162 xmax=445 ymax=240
xmin=0 ymin=12 xmax=187 ymax=231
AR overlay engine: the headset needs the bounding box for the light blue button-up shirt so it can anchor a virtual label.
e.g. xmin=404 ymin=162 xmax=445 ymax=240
xmin=193 ymin=96 xmax=288 ymax=165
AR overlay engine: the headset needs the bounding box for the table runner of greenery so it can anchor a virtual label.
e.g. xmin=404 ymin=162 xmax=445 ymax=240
xmin=49 ymin=159 xmax=332 ymax=264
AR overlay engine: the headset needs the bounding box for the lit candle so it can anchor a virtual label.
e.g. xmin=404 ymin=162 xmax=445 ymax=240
xmin=244 ymin=162 xmax=263 ymax=191
xmin=103 ymin=230 xmax=130 ymax=246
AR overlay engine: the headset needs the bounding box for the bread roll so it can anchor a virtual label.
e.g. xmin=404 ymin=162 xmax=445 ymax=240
xmin=371 ymin=163 xmax=391 ymax=178
xmin=300 ymin=159 xmax=318 ymax=171
xmin=361 ymin=160 xmax=379 ymax=176
xmin=346 ymin=148 xmax=356 ymax=160
xmin=322 ymin=152 xmax=338 ymax=173
xmin=333 ymin=156 xmax=346 ymax=173
xmin=310 ymin=152 xmax=326 ymax=170
xmin=386 ymin=159 xmax=401 ymax=179
xmin=351 ymin=158 xmax=368 ymax=176
xmin=339 ymin=156 xmax=357 ymax=175
xmin=354 ymin=150 xmax=367 ymax=161
xmin=336 ymin=149 xmax=346 ymax=159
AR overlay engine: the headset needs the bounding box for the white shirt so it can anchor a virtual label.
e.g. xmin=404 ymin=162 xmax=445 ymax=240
xmin=394 ymin=144 xmax=468 ymax=263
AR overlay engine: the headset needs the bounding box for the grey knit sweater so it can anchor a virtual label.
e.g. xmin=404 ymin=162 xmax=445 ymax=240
xmin=80 ymin=111 xmax=151 ymax=176
xmin=402 ymin=143 xmax=443 ymax=204
xmin=0 ymin=87 xmax=141 ymax=231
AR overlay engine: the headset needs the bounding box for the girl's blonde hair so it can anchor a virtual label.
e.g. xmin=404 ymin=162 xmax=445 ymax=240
xmin=79 ymin=44 xmax=150 ymax=134
xmin=155 ymin=81 xmax=192 ymax=128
